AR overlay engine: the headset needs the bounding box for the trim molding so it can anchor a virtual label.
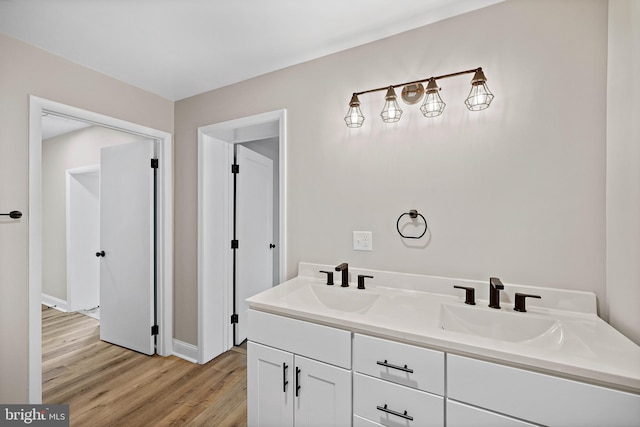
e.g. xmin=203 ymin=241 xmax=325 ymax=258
xmin=197 ymin=109 xmax=287 ymax=365
xmin=41 ymin=294 xmax=68 ymax=312
xmin=172 ymin=339 xmax=198 ymax=364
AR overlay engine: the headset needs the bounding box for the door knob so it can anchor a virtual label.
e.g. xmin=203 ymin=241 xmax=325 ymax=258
xmin=0 ymin=210 xmax=22 ymax=219
xmin=96 ymin=251 xmax=105 ymax=257
xmin=269 ymin=243 xmax=276 ymax=249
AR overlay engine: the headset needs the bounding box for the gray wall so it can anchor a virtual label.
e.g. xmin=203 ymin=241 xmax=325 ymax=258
xmin=0 ymin=32 xmax=173 ymax=402
xmin=606 ymin=0 xmax=640 ymax=344
xmin=174 ymin=0 xmax=610 ymax=345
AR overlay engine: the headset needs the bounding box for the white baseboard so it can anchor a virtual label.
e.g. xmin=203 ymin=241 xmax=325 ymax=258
xmin=42 ymin=294 xmax=68 ymax=312
xmin=173 ymin=339 xmax=198 ymax=363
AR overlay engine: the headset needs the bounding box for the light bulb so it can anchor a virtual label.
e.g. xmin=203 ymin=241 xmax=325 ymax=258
xmin=344 ymin=94 xmax=365 ymax=128
xmin=380 ymin=87 xmax=403 ymax=123
xmin=420 ymin=79 xmax=446 ymax=117
xmin=465 ymin=69 xmax=494 ymax=111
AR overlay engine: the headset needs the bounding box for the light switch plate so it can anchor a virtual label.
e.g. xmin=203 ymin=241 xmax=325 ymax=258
xmin=353 ymin=231 xmax=373 ymax=251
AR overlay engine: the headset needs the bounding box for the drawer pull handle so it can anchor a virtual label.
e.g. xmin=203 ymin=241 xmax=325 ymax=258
xmin=376 ymin=359 xmax=414 ymax=374
xmin=282 ymin=363 xmax=288 ymax=393
xmin=377 ymin=404 xmax=414 ymax=421
xmin=295 ymin=367 xmax=301 ymax=397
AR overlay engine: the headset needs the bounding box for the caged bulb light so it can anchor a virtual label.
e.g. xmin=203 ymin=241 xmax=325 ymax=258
xmin=344 ymin=93 xmax=365 ymax=128
xmin=420 ymin=78 xmax=446 ymax=117
xmin=344 ymin=67 xmax=494 ymax=128
xmin=380 ymin=87 xmax=403 ymax=123
xmin=464 ymin=68 xmax=494 ymax=111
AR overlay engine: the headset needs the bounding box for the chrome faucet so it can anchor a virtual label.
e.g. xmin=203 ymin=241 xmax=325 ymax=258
xmin=489 ymin=277 xmax=504 ymax=309
xmin=335 ymin=263 xmax=349 ymax=287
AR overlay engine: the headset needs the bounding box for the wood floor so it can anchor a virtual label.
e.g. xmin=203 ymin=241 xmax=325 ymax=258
xmin=42 ymin=305 xmax=247 ymax=426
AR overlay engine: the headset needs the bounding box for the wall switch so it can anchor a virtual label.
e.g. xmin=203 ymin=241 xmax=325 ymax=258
xmin=353 ymin=231 xmax=373 ymax=251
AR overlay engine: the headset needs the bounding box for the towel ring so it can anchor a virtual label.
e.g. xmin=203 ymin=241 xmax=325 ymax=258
xmin=396 ymin=209 xmax=427 ymax=239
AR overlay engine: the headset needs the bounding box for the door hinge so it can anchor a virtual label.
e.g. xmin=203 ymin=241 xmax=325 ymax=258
xmin=151 ymin=325 xmax=159 ymax=335
xmin=231 ymin=239 xmax=239 ymax=249
xmin=231 ymin=164 xmax=239 ymax=174
xmin=231 ymin=314 xmax=239 ymax=324
xmin=151 ymin=159 xmax=159 ymax=169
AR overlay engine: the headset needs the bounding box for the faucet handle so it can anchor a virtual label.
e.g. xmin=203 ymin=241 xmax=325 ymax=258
xmin=514 ymin=293 xmax=541 ymax=312
xmin=357 ymin=275 xmax=374 ymax=290
xmin=319 ymin=271 xmax=334 ymax=286
xmin=453 ymin=285 xmax=476 ymax=305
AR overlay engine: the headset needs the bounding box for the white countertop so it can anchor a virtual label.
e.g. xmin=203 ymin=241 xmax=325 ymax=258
xmin=247 ymin=263 xmax=640 ymax=394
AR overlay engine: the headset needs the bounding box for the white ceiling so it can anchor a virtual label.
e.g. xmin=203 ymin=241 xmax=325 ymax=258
xmin=0 ymin=0 xmax=503 ymax=101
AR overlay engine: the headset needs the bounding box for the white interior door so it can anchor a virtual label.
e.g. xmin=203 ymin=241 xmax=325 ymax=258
xmin=236 ymin=145 xmax=273 ymax=345
xmin=66 ymin=166 xmax=100 ymax=312
xmin=99 ymin=140 xmax=155 ymax=355
xmin=198 ymin=135 xmax=233 ymax=363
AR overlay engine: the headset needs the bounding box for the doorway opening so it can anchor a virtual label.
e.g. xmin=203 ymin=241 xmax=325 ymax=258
xmin=65 ymin=164 xmax=100 ymax=315
xmin=28 ymin=96 xmax=174 ymax=403
xmin=197 ymin=109 xmax=287 ymax=364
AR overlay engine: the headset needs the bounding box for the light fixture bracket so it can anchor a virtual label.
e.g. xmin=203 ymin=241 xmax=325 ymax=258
xmin=401 ymin=83 xmax=424 ymax=105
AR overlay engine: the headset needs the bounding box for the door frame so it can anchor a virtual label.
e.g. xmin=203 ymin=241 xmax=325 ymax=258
xmin=65 ymin=164 xmax=100 ymax=313
xmin=28 ymin=96 xmax=174 ymax=403
xmin=197 ymin=109 xmax=287 ymax=364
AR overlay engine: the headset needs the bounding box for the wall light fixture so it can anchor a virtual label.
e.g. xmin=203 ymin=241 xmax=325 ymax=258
xmin=344 ymin=67 xmax=494 ymax=128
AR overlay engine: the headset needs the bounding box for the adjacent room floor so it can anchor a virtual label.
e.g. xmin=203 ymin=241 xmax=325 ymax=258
xmin=42 ymin=305 xmax=247 ymax=426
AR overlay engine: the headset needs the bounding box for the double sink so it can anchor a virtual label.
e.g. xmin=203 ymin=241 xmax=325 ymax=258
xmin=247 ymin=263 xmax=640 ymax=392
xmin=286 ymin=281 xmax=562 ymax=345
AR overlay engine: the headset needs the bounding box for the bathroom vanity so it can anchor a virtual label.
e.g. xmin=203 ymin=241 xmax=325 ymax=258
xmin=247 ymin=263 xmax=640 ymax=427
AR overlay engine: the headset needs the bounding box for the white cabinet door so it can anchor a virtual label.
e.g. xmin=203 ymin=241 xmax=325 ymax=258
xmin=248 ymin=342 xmax=294 ymax=427
xmin=294 ymin=355 xmax=352 ymax=427
xmin=248 ymin=341 xmax=352 ymax=427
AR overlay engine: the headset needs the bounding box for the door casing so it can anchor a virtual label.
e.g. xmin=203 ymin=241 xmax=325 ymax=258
xmin=197 ymin=109 xmax=287 ymax=364
xmin=28 ymin=96 xmax=174 ymax=403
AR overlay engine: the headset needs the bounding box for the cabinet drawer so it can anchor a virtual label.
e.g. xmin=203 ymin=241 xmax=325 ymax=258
xmin=248 ymin=309 xmax=351 ymax=369
xmin=353 ymin=333 xmax=444 ymax=395
xmin=447 ymin=400 xmax=536 ymax=427
xmin=353 ymin=373 xmax=443 ymax=427
xmin=448 ymin=354 xmax=640 ymax=427
xmin=353 ymin=414 xmax=383 ymax=427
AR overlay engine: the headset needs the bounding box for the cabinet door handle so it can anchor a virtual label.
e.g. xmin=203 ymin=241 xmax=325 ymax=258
xmin=295 ymin=367 xmax=301 ymax=397
xmin=282 ymin=363 xmax=288 ymax=393
xmin=376 ymin=404 xmax=414 ymax=421
xmin=376 ymin=359 xmax=414 ymax=374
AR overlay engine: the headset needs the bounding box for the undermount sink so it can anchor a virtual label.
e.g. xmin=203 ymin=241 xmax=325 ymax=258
xmin=439 ymin=303 xmax=563 ymax=344
xmin=309 ymin=285 xmax=379 ymax=313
